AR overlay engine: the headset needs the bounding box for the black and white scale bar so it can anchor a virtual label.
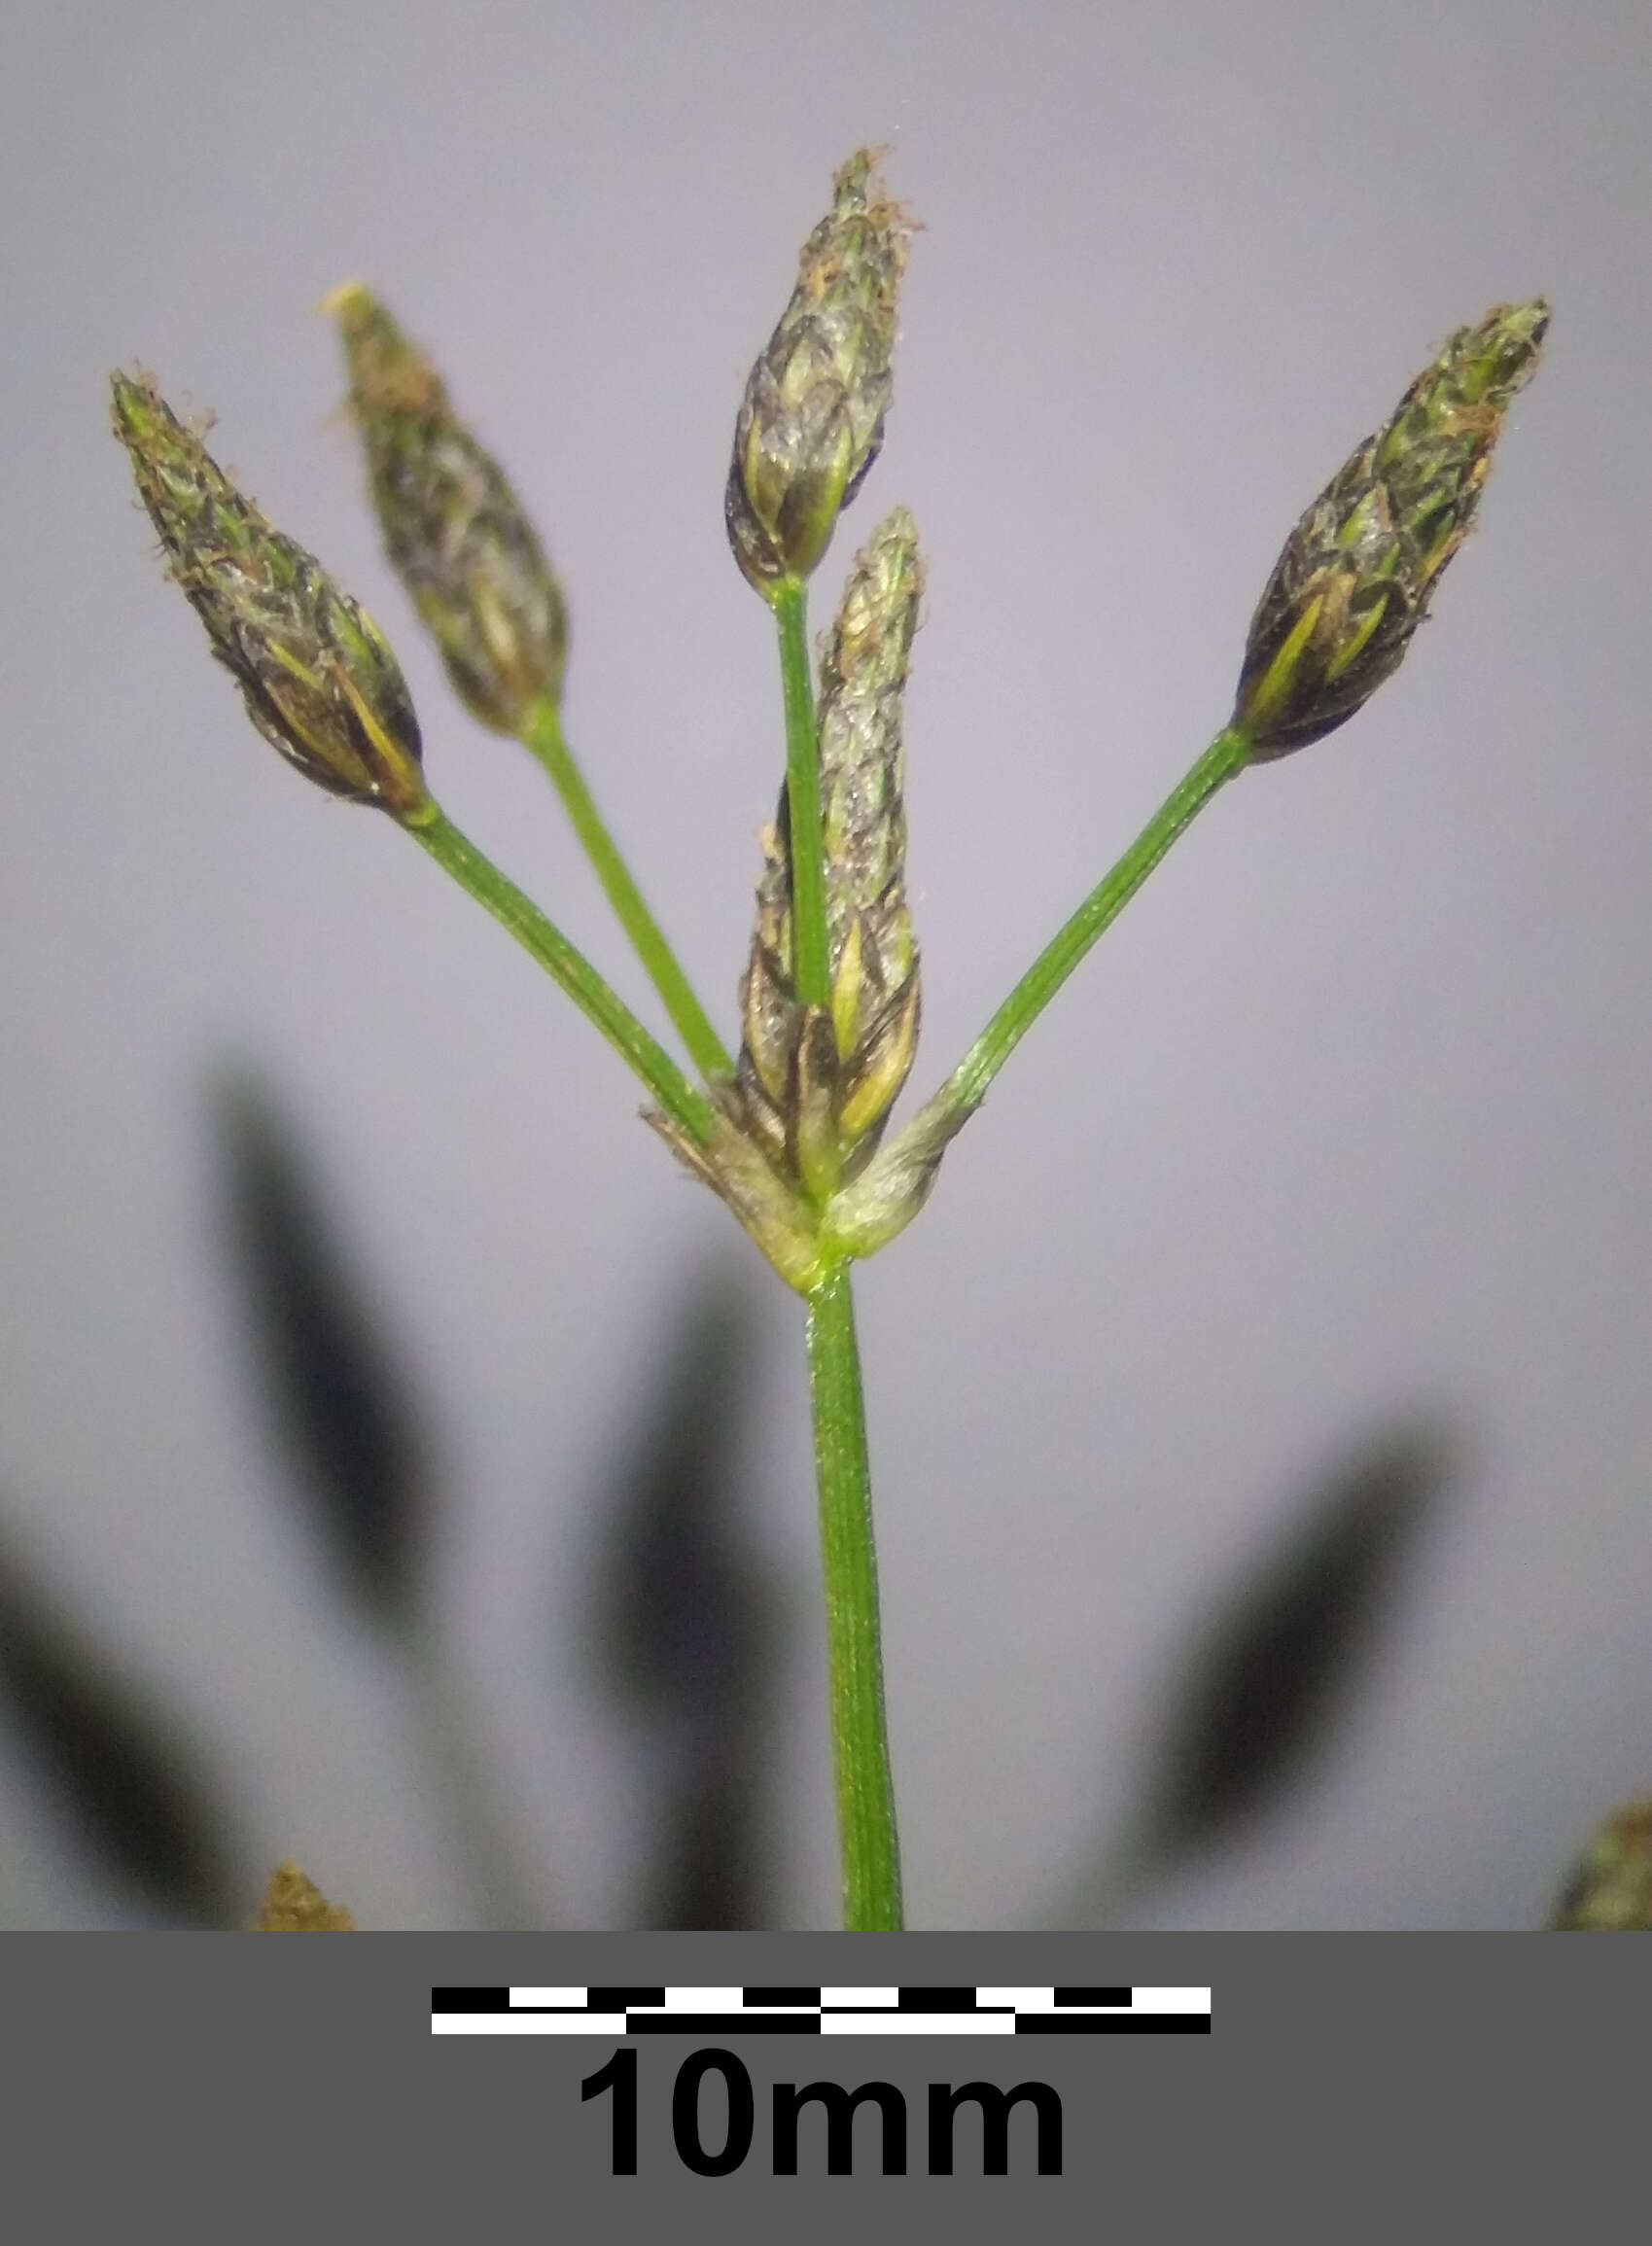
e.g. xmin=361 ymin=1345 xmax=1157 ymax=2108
xmin=430 ymin=1985 xmax=1211 ymax=2036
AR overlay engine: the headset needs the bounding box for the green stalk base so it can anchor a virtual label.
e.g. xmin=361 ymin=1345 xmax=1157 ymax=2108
xmin=805 ymin=1263 xmax=902 ymax=1930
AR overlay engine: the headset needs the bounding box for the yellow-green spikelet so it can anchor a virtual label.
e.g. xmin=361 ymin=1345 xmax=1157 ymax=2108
xmin=738 ymin=508 xmax=923 ymax=1189
xmin=327 ymin=284 xmax=568 ymax=734
xmin=1552 ymin=1796 xmax=1652 ymax=1931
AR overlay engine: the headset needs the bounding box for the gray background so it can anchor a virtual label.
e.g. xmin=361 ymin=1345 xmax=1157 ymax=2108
xmin=13 ymin=1936 xmax=1648 ymax=2234
xmin=3 ymin=0 xmax=1649 ymax=1928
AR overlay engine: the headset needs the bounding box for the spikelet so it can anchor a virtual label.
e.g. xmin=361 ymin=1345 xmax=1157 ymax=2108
xmin=735 ymin=508 xmax=923 ymax=1198
xmin=1233 ymin=300 xmax=1548 ymax=757
xmin=725 ymin=151 xmax=912 ymax=598
xmin=1552 ymin=1797 xmax=1652 ymax=1931
xmin=251 ymin=1859 xmax=356 ymax=1931
xmin=326 ymin=286 xmax=568 ymax=734
xmin=111 ymin=371 xmax=427 ymax=819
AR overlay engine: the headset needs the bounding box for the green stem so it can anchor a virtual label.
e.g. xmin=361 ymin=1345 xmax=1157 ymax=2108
xmin=518 ymin=697 xmax=734 ymax=1084
xmin=773 ymin=579 xmax=831 ymax=1009
xmin=805 ymin=1261 xmax=902 ymax=1930
xmin=939 ymin=728 xmax=1249 ymax=1116
xmin=408 ymin=803 xmax=716 ymax=1146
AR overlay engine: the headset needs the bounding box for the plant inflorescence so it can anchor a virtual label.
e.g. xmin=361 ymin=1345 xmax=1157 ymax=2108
xmin=113 ymin=151 xmax=1549 ymax=1930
